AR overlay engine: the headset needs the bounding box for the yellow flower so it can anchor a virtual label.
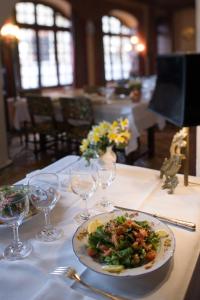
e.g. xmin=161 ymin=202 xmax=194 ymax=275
xmin=93 ymin=132 xmax=100 ymax=143
xmin=111 ymin=120 xmax=118 ymax=128
xmin=115 ymin=134 xmax=126 ymax=144
xmin=122 ymin=131 xmax=131 ymax=139
xmin=80 ymin=118 xmax=131 ymax=157
xmin=80 ymin=138 xmax=89 ymax=152
xmin=120 ymin=118 xmax=129 ymax=130
xmin=108 ymin=132 xmax=118 ymax=142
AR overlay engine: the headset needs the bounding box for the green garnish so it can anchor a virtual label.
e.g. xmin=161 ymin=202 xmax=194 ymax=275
xmin=87 ymin=215 xmax=161 ymax=270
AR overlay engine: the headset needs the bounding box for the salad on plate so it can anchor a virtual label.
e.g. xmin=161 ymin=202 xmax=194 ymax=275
xmin=87 ymin=215 xmax=161 ymax=272
xmin=72 ymin=210 xmax=175 ymax=276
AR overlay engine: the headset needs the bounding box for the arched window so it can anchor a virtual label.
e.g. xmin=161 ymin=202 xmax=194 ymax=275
xmin=15 ymin=2 xmax=73 ymax=89
xmin=102 ymin=15 xmax=134 ymax=81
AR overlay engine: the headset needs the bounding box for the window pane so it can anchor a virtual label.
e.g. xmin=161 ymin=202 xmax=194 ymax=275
xmin=38 ymin=30 xmax=58 ymax=86
xmin=102 ymin=16 xmax=109 ymax=33
xmin=103 ymin=35 xmax=112 ymax=81
xmin=110 ymin=17 xmax=121 ymax=34
xmin=55 ymin=14 xmax=71 ymax=28
xmin=110 ymin=36 xmax=122 ymax=80
xmin=16 ymin=2 xmax=35 ymax=25
xmin=121 ymin=25 xmax=132 ymax=35
xmin=18 ymin=29 xmax=39 ymax=89
xmin=36 ymin=4 xmax=54 ymax=26
xmin=57 ymin=31 xmax=73 ymax=85
xmin=102 ymin=16 xmax=135 ymax=81
xmin=121 ymin=37 xmax=132 ymax=77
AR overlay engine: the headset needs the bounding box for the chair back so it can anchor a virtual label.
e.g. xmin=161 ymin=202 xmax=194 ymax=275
xmin=83 ymin=85 xmax=101 ymax=94
xmin=26 ymin=96 xmax=56 ymax=127
xmin=114 ymin=86 xmax=131 ymax=96
xmin=59 ymin=96 xmax=94 ymax=125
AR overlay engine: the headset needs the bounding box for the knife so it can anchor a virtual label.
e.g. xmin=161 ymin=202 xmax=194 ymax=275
xmin=113 ymin=205 xmax=196 ymax=231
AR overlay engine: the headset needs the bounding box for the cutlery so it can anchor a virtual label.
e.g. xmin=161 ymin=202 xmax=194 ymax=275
xmin=51 ymin=266 xmax=129 ymax=300
xmin=113 ymin=206 xmax=196 ymax=231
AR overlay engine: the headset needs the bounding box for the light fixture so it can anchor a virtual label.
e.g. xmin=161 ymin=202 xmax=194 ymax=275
xmin=130 ymin=35 xmax=139 ymax=45
xmin=135 ymin=43 xmax=145 ymax=53
xmin=0 ymin=21 xmax=20 ymax=40
xmin=124 ymin=43 xmax=132 ymax=52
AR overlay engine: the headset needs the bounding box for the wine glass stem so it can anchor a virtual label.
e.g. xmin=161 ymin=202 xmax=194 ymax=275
xmin=101 ymin=187 xmax=110 ymax=207
xmin=44 ymin=210 xmax=52 ymax=230
xmin=83 ymin=197 xmax=89 ymax=217
xmin=12 ymin=224 xmax=21 ymax=247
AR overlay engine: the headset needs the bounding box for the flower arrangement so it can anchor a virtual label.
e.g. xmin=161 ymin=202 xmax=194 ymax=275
xmin=80 ymin=118 xmax=131 ymax=160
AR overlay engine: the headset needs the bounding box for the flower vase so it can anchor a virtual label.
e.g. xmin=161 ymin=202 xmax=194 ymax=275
xmin=100 ymin=146 xmax=117 ymax=163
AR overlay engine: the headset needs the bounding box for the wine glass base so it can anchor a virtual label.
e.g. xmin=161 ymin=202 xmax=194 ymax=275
xmin=3 ymin=241 xmax=32 ymax=261
xmin=100 ymin=202 xmax=111 ymax=208
xmin=100 ymin=199 xmax=113 ymax=208
xmin=36 ymin=227 xmax=63 ymax=242
xmin=74 ymin=211 xmax=90 ymax=224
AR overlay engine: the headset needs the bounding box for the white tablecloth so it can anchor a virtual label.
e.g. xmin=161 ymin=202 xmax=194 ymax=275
xmin=8 ymin=96 xmax=165 ymax=155
xmin=1 ymin=155 xmax=200 ymax=300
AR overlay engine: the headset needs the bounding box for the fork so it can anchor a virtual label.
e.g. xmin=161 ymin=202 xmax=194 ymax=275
xmin=51 ymin=266 xmax=129 ymax=300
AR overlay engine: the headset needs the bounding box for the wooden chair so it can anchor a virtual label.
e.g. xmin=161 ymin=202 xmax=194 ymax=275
xmin=59 ymin=96 xmax=94 ymax=153
xmin=83 ymin=85 xmax=101 ymax=94
xmin=114 ymin=86 xmax=132 ymax=97
xmin=25 ymin=95 xmax=62 ymax=158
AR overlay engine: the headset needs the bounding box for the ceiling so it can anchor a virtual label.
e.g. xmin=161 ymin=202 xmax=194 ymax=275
xmin=139 ymin=0 xmax=194 ymax=10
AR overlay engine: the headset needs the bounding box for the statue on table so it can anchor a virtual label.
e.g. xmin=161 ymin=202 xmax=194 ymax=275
xmin=160 ymin=128 xmax=187 ymax=194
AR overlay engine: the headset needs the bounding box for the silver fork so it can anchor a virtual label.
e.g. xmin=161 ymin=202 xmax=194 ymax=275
xmin=51 ymin=266 xmax=129 ymax=300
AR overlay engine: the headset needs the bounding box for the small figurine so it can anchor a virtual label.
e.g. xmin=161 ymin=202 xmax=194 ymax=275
xmin=160 ymin=128 xmax=187 ymax=194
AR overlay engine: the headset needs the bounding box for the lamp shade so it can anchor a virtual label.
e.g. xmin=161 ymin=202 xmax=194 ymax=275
xmin=149 ymin=53 xmax=200 ymax=127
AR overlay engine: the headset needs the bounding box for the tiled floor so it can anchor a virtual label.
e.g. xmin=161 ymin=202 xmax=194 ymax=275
xmin=0 ymin=123 xmax=184 ymax=185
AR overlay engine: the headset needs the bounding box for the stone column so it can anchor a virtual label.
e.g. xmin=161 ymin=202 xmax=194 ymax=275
xmin=0 ymin=0 xmax=16 ymax=169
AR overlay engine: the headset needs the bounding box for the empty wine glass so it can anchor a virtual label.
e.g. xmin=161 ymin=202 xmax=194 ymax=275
xmin=0 ymin=185 xmax=32 ymax=260
xmin=70 ymin=158 xmax=97 ymax=222
xmin=97 ymin=160 xmax=116 ymax=207
xmin=28 ymin=173 xmax=62 ymax=242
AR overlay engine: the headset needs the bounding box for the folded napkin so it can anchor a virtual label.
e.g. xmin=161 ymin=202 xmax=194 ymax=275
xmin=43 ymin=155 xmax=80 ymax=174
xmin=16 ymin=170 xmax=42 ymax=185
xmin=32 ymin=279 xmax=95 ymax=300
xmin=16 ymin=156 xmax=80 ymax=186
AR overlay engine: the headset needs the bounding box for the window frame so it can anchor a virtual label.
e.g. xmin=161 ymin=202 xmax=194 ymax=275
xmin=102 ymin=15 xmax=133 ymax=82
xmin=15 ymin=1 xmax=73 ymax=90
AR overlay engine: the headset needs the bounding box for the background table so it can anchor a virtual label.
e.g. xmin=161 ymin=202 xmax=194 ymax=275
xmin=7 ymin=95 xmax=165 ymax=155
xmin=0 ymin=155 xmax=200 ymax=300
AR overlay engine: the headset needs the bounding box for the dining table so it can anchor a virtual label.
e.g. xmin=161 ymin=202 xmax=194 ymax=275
xmin=7 ymin=91 xmax=165 ymax=156
xmin=0 ymin=155 xmax=200 ymax=300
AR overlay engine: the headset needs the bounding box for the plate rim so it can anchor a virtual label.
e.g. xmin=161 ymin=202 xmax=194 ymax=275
xmin=72 ymin=209 xmax=176 ymax=277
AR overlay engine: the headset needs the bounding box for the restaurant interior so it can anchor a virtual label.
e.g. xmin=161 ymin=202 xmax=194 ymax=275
xmin=1 ymin=1 xmax=200 ymax=300
xmin=0 ymin=0 xmax=197 ymax=184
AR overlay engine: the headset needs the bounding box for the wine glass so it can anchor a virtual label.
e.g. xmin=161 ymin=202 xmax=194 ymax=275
xmin=28 ymin=173 xmax=62 ymax=242
xmin=97 ymin=160 xmax=116 ymax=207
xmin=70 ymin=158 xmax=97 ymax=222
xmin=0 ymin=185 xmax=32 ymax=260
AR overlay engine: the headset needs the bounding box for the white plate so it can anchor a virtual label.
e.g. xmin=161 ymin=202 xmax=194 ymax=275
xmin=72 ymin=210 xmax=175 ymax=277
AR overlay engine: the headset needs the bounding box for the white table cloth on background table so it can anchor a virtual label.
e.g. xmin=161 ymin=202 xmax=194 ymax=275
xmin=0 ymin=155 xmax=200 ymax=300
xmin=8 ymin=95 xmax=165 ymax=155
